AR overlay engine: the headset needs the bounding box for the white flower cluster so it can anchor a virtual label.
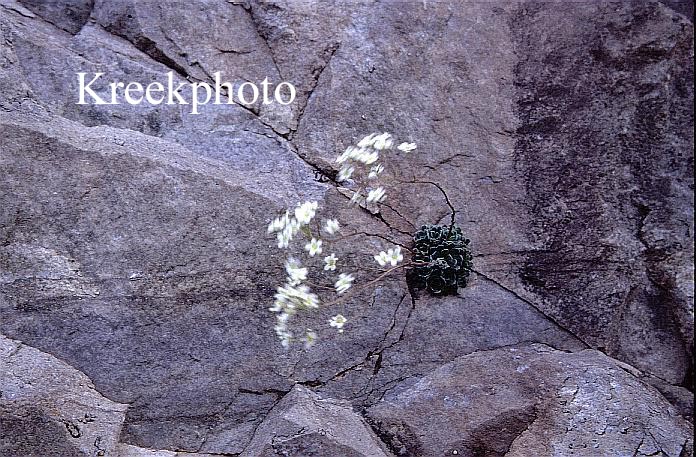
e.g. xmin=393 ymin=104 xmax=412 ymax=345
xmin=335 ymin=132 xmax=416 ymax=207
xmin=267 ymin=133 xmax=416 ymax=348
xmin=267 ymin=201 xmax=318 ymax=248
xmin=270 ymin=273 xmax=319 ymax=348
xmin=267 ymin=200 xmax=354 ymax=348
xmin=374 ymin=246 xmax=404 ymax=267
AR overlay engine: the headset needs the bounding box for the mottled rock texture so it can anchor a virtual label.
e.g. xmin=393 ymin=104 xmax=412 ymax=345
xmin=241 ymin=385 xmax=392 ymax=457
xmin=0 ymin=0 xmax=693 ymax=455
xmin=0 ymin=334 xmax=127 ymax=456
xmin=367 ymin=344 xmax=693 ymax=457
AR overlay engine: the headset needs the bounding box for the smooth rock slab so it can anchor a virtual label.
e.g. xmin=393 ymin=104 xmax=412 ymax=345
xmin=0 ymin=4 xmax=322 ymax=207
xmin=367 ymin=344 xmax=694 ymax=457
xmin=241 ymin=385 xmax=392 ymax=457
xmin=17 ymin=0 xmax=92 ymax=35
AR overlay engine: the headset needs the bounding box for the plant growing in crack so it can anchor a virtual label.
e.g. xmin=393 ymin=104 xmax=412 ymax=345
xmin=267 ymin=132 xmax=472 ymax=348
xmin=409 ymin=224 xmax=473 ymax=295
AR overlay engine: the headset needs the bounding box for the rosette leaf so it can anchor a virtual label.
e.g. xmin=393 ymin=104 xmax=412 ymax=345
xmin=409 ymin=224 xmax=473 ymax=295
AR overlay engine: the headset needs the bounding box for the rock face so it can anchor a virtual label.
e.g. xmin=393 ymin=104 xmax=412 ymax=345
xmin=0 ymin=0 xmax=693 ymax=455
xmin=367 ymin=344 xmax=693 ymax=457
xmin=0 ymin=334 xmax=127 ymax=456
xmin=241 ymin=385 xmax=392 ymax=457
xmin=510 ymin=0 xmax=694 ymax=388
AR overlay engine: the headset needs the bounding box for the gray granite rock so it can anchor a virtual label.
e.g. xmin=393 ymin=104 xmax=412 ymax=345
xmin=367 ymin=344 xmax=694 ymax=457
xmin=0 ymin=0 xmax=693 ymax=454
xmin=304 ymin=275 xmax=585 ymax=406
xmin=0 ymin=2 xmax=321 ymax=206
xmin=17 ymin=0 xmax=92 ymax=35
xmin=0 ymin=334 xmax=127 ymax=456
xmin=0 ymin=107 xmax=584 ymax=454
xmin=0 ymin=111 xmax=305 ymax=453
xmin=241 ymin=385 xmax=392 ymax=457
xmin=117 ymin=443 xmax=221 ymax=457
xmin=509 ymin=0 xmax=694 ymax=388
xmin=91 ymin=0 xmax=293 ymax=134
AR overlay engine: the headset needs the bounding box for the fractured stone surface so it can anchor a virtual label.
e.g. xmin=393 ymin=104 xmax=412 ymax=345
xmin=0 ymin=334 xmax=127 ymax=456
xmin=367 ymin=344 xmax=694 ymax=457
xmin=241 ymin=385 xmax=392 ymax=457
xmin=0 ymin=0 xmax=693 ymax=454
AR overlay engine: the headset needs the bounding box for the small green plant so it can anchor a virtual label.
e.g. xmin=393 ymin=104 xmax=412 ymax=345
xmin=409 ymin=224 xmax=473 ymax=295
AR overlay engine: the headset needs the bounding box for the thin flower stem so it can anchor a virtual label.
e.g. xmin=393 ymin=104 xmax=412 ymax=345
xmin=331 ymin=232 xmax=413 ymax=253
xmin=361 ymin=261 xmax=427 ymax=272
xmin=304 ymin=280 xmax=335 ymax=291
xmin=321 ymin=262 xmax=413 ymax=308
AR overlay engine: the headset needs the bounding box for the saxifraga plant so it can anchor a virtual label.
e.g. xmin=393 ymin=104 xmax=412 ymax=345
xmin=409 ymin=224 xmax=473 ymax=295
xmin=266 ymin=132 xmax=474 ymax=348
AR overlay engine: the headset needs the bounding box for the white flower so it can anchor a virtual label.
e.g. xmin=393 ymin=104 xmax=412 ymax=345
xmin=366 ymin=187 xmax=386 ymax=203
xmin=397 ymin=142 xmax=417 ymax=152
xmin=267 ymin=217 xmax=282 ymax=234
xmin=295 ymin=201 xmax=318 ymax=225
xmin=364 ymin=151 xmax=380 ymax=165
xmin=304 ymin=238 xmax=323 ymax=257
xmin=337 ymin=165 xmax=354 ymax=182
xmin=355 ymin=149 xmax=379 ymax=165
xmin=277 ymin=312 xmax=291 ymax=324
xmin=324 ymin=219 xmax=340 ymax=235
xmin=337 ymin=146 xmax=359 ymax=164
xmin=329 ymin=314 xmax=347 ymax=333
xmin=375 ymin=246 xmax=402 ymax=267
xmin=302 ymin=289 xmax=320 ymax=309
xmin=336 ymin=147 xmax=350 ymax=163
xmin=271 ymin=278 xmax=321 ymax=349
xmin=324 ymin=253 xmax=338 ymax=271
xmin=303 ymin=329 xmax=318 ymax=348
xmin=357 ymin=133 xmax=377 ymax=148
xmin=373 ymin=132 xmax=393 ymax=150
xmin=280 ymin=332 xmax=292 ymax=348
xmin=275 ymin=283 xmax=319 ymax=310
xmin=277 ymin=230 xmax=290 ymax=248
xmin=285 ymin=258 xmax=308 ymax=285
xmin=287 ymin=217 xmax=301 ymax=233
xmin=368 ymin=164 xmax=384 ymax=179
xmin=274 ymin=314 xmax=293 ymax=348
xmin=373 ymin=250 xmax=389 ymax=267
xmin=386 ymin=246 xmax=403 ymax=266
xmin=267 ymin=211 xmax=290 ymax=233
xmin=276 ymin=216 xmax=300 ymax=248
xmin=335 ymin=273 xmax=354 ymax=294
xmin=350 ymin=190 xmax=363 ymax=205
